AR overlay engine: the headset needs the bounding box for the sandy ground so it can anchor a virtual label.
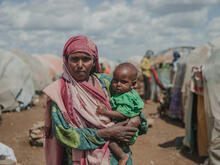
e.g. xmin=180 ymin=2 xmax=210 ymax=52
xmin=0 ymin=95 xmax=206 ymax=165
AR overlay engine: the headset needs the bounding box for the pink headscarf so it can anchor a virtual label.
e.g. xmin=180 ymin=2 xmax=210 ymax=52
xmin=61 ymin=35 xmax=112 ymax=122
xmin=62 ymin=35 xmax=101 ymax=73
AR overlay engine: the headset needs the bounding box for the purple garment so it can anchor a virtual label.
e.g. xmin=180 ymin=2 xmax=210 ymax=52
xmin=168 ymin=87 xmax=183 ymax=120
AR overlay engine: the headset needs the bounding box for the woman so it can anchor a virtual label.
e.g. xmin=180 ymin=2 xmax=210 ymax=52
xmin=141 ymin=50 xmax=153 ymax=103
xmin=43 ymin=35 xmax=146 ymax=165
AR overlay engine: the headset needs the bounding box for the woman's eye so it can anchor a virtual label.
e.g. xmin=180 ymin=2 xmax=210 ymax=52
xmin=70 ymin=57 xmax=79 ymax=62
xmin=82 ymin=57 xmax=92 ymax=62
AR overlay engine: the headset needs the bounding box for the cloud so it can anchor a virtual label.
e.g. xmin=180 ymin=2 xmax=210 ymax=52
xmin=133 ymin=0 xmax=220 ymax=15
xmin=207 ymin=16 xmax=220 ymax=38
xmin=151 ymin=8 xmax=208 ymax=29
xmin=0 ymin=0 xmax=219 ymax=61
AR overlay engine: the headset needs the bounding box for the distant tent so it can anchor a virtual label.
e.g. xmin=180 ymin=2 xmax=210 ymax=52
xmin=32 ymin=54 xmax=63 ymax=81
xmin=126 ymin=56 xmax=145 ymax=97
xmin=181 ymin=44 xmax=212 ymax=94
xmin=0 ymin=50 xmax=34 ymax=111
xmin=99 ymin=57 xmax=118 ymax=74
xmin=42 ymin=54 xmax=63 ymax=74
xmin=12 ymin=50 xmax=51 ymax=91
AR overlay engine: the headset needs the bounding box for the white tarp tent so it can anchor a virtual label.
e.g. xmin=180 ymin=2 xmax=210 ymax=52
xmin=12 ymin=50 xmax=51 ymax=91
xmin=203 ymin=48 xmax=220 ymax=165
xmin=0 ymin=50 xmax=35 ymax=111
xmin=180 ymin=38 xmax=220 ymax=164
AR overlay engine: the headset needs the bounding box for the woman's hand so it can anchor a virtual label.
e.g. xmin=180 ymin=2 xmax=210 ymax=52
xmin=98 ymin=120 xmax=137 ymax=144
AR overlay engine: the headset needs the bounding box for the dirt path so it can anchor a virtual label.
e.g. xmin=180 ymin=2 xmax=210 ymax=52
xmin=0 ymin=95 xmax=204 ymax=165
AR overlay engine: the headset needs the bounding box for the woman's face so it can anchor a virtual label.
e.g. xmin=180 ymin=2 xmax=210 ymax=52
xmin=67 ymin=52 xmax=94 ymax=81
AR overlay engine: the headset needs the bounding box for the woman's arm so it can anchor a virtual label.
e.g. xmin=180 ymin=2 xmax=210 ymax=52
xmin=51 ymin=102 xmax=137 ymax=149
xmin=51 ymin=102 xmax=105 ymax=150
xmin=98 ymin=120 xmax=137 ymax=143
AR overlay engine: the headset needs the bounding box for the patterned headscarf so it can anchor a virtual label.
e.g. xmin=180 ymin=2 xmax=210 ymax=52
xmin=62 ymin=35 xmax=100 ymax=73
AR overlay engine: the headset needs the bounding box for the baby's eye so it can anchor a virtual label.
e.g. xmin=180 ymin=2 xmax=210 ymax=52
xmin=121 ymin=80 xmax=128 ymax=84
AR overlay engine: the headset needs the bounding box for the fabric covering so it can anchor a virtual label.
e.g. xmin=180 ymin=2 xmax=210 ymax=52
xmin=0 ymin=50 xmax=34 ymax=111
xmin=51 ymin=100 xmax=133 ymax=165
xmin=110 ymin=89 xmax=144 ymax=145
xmin=44 ymin=74 xmax=134 ymax=165
xmin=0 ymin=142 xmax=17 ymax=162
xmin=203 ymin=48 xmax=220 ymax=165
xmin=43 ymin=35 xmax=147 ymax=165
xmin=110 ymin=89 xmax=144 ymax=118
xmin=63 ymin=35 xmax=100 ymax=73
xmin=44 ymin=35 xmax=112 ymax=165
xmin=197 ymin=95 xmax=208 ymax=156
xmin=12 ymin=50 xmax=51 ymax=91
xmin=168 ymin=61 xmax=186 ymax=120
xmin=182 ymin=37 xmax=220 ymax=164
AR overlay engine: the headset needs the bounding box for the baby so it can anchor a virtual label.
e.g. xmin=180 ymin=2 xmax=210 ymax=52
xmin=96 ymin=63 xmax=144 ymax=165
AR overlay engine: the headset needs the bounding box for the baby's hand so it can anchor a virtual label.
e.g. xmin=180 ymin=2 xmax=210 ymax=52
xmin=96 ymin=104 xmax=107 ymax=115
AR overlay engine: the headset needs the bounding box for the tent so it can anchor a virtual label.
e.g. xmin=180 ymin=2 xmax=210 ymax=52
xmin=126 ymin=56 xmax=145 ymax=96
xmin=99 ymin=57 xmax=118 ymax=74
xmin=41 ymin=54 xmax=63 ymax=74
xmin=203 ymin=48 xmax=220 ymax=165
xmin=0 ymin=50 xmax=35 ymax=111
xmin=12 ymin=50 xmax=51 ymax=91
xmin=32 ymin=54 xmax=63 ymax=81
xmin=182 ymin=37 xmax=220 ymax=160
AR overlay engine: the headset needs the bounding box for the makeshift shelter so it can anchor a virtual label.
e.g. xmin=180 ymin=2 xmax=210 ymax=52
xmin=203 ymin=48 xmax=220 ymax=165
xmin=99 ymin=57 xmax=118 ymax=75
xmin=0 ymin=50 xmax=35 ymax=111
xmin=12 ymin=50 xmax=51 ymax=91
xmin=32 ymin=54 xmax=62 ymax=81
xmin=42 ymin=54 xmax=63 ymax=74
xmin=183 ymin=38 xmax=220 ymax=159
xmin=150 ymin=50 xmax=173 ymax=67
xmin=126 ymin=56 xmax=144 ymax=96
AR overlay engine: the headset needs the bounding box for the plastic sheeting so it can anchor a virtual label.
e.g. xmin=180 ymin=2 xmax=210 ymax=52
xmin=157 ymin=64 xmax=172 ymax=89
xmin=181 ymin=43 xmax=213 ymax=93
xmin=181 ymin=37 xmax=220 ymax=164
xmin=12 ymin=50 xmax=51 ymax=91
xmin=182 ymin=38 xmax=220 ymax=150
xmin=203 ymin=48 xmax=220 ymax=165
xmin=150 ymin=50 xmax=173 ymax=67
xmin=0 ymin=51 xmax=34 ymax=111
xmin=32 ymin=54 xmax=62 ymax=81
xmin=0 ymin=142 xmax=17 ymax=162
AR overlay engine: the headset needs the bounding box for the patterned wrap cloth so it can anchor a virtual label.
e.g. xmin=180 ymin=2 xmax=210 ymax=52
xmin=44 ymin=36 xmax=114 ymax=165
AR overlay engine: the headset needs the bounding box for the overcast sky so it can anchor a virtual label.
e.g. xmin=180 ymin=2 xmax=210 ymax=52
xmin=0 ymin=0 xmax=220 ymax=61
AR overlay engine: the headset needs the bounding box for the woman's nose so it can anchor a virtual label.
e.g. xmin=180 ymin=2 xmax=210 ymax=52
xmin=77 ymin=59 xmax=83 ymax=68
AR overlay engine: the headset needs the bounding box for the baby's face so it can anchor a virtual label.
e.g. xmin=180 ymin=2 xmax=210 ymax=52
xmin=112 ymin=68 xmax=134 ymax=94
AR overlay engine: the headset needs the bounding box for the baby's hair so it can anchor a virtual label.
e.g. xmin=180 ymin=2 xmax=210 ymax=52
xmin=115 ymin=62 xmax=138 ymax=81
